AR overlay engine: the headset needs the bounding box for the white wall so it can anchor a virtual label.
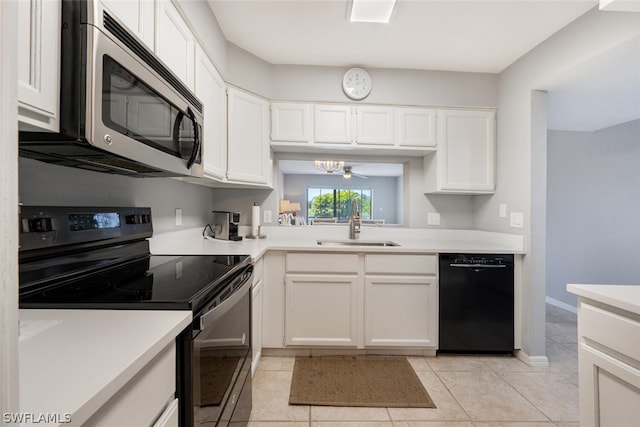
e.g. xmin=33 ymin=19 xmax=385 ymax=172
xmin=19 ymin=159 xmax=217 ymax=234
xmin=474 ymin=7 xmax=640 ymax=359
xmin=546 ymin=120 xmax=640 ymax=306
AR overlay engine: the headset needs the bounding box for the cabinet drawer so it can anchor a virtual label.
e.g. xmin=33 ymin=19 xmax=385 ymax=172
xmin=286 ymin=253 xmax=358 ymax=274
xmin=365 ymin=254 xmax=436 ymax=275
xmin=581 ymin=302 xmax=640 ymax=361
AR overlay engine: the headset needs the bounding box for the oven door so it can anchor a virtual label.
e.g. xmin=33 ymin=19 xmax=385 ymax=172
xmin=86 ymin=10 xmax=203 ymax=177
xmin=188 ymin=268 xmax=252 ymax=427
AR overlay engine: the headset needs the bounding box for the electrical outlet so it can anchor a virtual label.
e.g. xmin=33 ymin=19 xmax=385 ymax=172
xmin=263 ymin=210 xmax=273 ymax=224
xmin=499 ymin=204 xmax=507 ymax=218
xmin=175 ymin=208 xmax=182 ymax=226
xmin=510 ymin=212 xmax=523 ymax=228
xmin=427 ymin=212 xmax=441 ymax=226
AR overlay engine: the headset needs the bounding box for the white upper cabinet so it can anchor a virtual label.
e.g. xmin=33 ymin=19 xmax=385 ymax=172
xmin=18 ymin=0 xmax=60 ymax=132
xmin=227 ymin=88 xmax=270 ymax=185
xmin=155 ymin=0 xmax=195 ymax=90
xmin=100 ymin=0 xmax=155 ymax=49
xmin=424 ymin=109 xmax=496 ymax=194
xmin=271 ymin=103 xmax=438 ymax=155
xmin=271 ymin=103 xmax=313 ymax=143
xmin=195 ymin=45 xmax=227 ymax=181
xmin=395 ymin=107 xmax=437 ymax=148
xmin=314 ymin=104 xmax=354 ymax=144
xmin=355 ymin=106 xmax=394 ymax=146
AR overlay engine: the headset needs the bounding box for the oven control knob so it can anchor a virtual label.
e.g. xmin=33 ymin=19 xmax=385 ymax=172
xmin=126 ymin=214 xmax=142 ymax=224
xmin=24 ymin=217 xmax=55 ymax=233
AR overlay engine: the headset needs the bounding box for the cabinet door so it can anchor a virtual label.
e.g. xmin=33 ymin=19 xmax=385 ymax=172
xmin=437 ymin=109 xmax=495 ymax=192
xmin=227 ymin=88 xmax=270 ymax=184
xmin=314 ymin=105 xmax=354 ymax=144
xmin=155 ymin=0 xmax=195 ymax=89
xmin=579 ymin=343 xmax=640 ymax=427
xmin=396 ymin=107 xmax=437 ymax=148
xmin=251 ymin=279 xmax=263 ymax=376
xmin=271 ymin=103 xmax=313 ymax=143
xmin=285 ymin=274 xmax=359 ymax=346
xmin=100 ymin=0 xmax=154 ymax=49
xmin=195 ymin=46 xmax=227 ymax=180
xmin=355 ymin=106 xmax=394 ymax=145
xmin=364 ymin=275 xmax=437 ymax=348
xmin=17 ymin=0 xmax=60 ymax=132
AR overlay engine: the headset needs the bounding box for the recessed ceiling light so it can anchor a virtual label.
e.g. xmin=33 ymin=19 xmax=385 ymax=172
xmin=349 ymin=0 xmax=396 ymax=24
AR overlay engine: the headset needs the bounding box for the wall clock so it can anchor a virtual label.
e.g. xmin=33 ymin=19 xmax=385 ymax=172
xmin=342 ymin=67 xmax=371 ymax=100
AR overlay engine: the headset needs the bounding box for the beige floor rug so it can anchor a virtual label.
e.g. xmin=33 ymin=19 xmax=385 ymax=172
xmin=289 ymin=355 xmax=436 ymax=408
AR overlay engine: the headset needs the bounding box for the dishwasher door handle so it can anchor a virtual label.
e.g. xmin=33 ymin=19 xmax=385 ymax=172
xmin=449 ymin=263 xmax=508 ymax=268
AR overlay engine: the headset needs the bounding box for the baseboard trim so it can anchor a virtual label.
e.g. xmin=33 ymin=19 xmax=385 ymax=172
xmin=516 ymin=349 xmax=550 ymax=367
xmin=546 ymin=296 xmax=577 ymax=314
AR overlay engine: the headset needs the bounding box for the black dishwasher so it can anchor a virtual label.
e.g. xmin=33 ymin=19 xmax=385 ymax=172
xmin=439 ymin=253 xmax=514 ymax=354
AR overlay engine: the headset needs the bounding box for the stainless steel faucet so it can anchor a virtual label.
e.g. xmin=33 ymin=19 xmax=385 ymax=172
xmin=349 ymin=198 xmax=361 ymax=239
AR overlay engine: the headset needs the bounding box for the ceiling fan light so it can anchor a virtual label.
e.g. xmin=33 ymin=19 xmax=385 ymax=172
xmin=349 ymin=0 xmax=396 ymax=24
xmin=343 ymin=171 xmax=352 ymax=179
xmin=315 ymin=160 xmax=344 ymax=173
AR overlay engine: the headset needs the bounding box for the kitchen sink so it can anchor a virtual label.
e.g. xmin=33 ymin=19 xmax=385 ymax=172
xmin=316 ymin=239 xmax=400 ymax=247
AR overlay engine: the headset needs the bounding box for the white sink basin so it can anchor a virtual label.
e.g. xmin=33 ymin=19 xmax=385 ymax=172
xmin=316 ymin=239 xmax=400 ymax=247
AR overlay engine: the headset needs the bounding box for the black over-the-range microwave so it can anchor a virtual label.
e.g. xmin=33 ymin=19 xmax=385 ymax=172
xmin=19 ymin=0 xmax=204 ymax=178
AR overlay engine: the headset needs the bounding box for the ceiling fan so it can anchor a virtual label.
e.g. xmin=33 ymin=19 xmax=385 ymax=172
xmin=343 ymin=165 xmax=367 ymax=179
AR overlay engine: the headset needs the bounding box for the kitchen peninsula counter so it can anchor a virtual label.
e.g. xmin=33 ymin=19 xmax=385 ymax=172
xmin=149 ymin=226 xmax=525 ymax=258
xmin=18 ymin=309 xmax=192 ymax=427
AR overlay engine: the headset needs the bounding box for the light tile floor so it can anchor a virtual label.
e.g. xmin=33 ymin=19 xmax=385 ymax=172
xmin=248 ymin=304 xmax=579 ymax=427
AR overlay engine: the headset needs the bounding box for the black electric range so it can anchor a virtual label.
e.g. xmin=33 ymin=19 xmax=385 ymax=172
xmin=18 ymin=206 xmax=253 ymax=427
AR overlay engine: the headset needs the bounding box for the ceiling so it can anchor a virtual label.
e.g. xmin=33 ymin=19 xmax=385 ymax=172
xmin=206 ymin=0 xmax=638 ymax=132
xmin=207 ymin=0 xmax=597 ymax=73
xmin=546 ymin=36 xmax=640 ymax=131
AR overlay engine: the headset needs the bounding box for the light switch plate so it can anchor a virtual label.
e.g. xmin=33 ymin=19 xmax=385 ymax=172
xmin=510 ymin=212 xmax=523 ymax=228
xmin=499 ymin=204 xmax=507 ymax=218
xmin=175 ymin=208 xmax=182 ymax=226
xmin=427 ymin=212 xmax=441 ymax=226
xmin=263 ymin=210 xmax=273 ymax=224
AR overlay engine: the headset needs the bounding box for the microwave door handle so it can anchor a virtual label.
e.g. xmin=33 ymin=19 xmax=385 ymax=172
xmin=186 ymin=107 xmax=200 ymax=169
xmin=172 ymin=110 xmax=185 ymax=157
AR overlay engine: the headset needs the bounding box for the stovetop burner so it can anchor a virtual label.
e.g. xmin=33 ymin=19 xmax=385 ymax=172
xmin=20 ymin=254 xmax=251 ymax=311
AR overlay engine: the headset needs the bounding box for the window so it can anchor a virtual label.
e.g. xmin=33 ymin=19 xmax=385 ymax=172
xmin=307 ymin=188 xmax=372 ymax=222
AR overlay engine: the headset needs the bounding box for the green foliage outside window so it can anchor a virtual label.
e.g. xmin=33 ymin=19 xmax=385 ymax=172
xmin=307 ymin=189 xmax=372 ymax=221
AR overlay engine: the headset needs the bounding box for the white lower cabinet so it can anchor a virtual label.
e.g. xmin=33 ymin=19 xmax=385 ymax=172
xmin=364 ymin=275 xmax=437 ymax=347
xmin=84 ymin=342 xmax=177 ymax=427
xmin=285 ymin=274 xmax=359 ymax=346
xmin=280 ymin=252 xmax=437 ymax=350
xmin=251 ymin=258 xmax=264 ymax=375
xmin=364 ymin=254 xmax=437 ymax=348
xmin=574 ymin=300 xmax=640 ymax=427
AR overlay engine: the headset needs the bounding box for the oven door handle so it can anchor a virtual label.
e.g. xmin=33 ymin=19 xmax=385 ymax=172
xmin=197 ymin=271 xmax=252 ymax=331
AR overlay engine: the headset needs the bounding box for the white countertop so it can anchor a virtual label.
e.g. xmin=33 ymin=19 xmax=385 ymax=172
xmin=149 ymin=226 xmax=525 ymax=259
xmin=567 ymin=284 xmax=640 ymax=316
xmin=19 ymin=309 xmax=192 ymax=427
